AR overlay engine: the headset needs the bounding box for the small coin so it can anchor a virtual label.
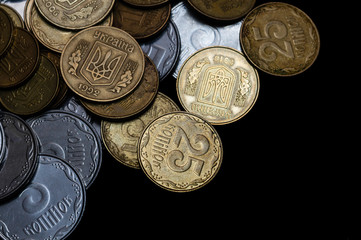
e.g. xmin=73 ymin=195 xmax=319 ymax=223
xmin=80 ymin=55 xmax=159 ymax=119
xmin=177 ymin=46 xmax=259 ymax=125
xmin=0 ymin=111 xmax=38 ymax=201
xmin=0 ymin=3 xmax=25 ymax=28
xmin=34 ymin=0 xmax=115 ymax=30
xmin=240 ymin=2 xmax=320 ymax=76
xmin=112 ymin=1 xmax=170 ymax=40
xmin=138 ymin=111 xmax=223 ymax=192
xmin=0 ymin=54 xmax=59 ymax=115
xmin=60 ymin=26 xmax=145 ymax=102
xmin=102 ymin=92 xmax=180 ymax=169
xmin=187 ymin=0 xmax=255 ymax=21
xmin=0 ymin=27 xmax=40 ymax=88
xmin=0 ymin=154 xmax=86 ymax=240
xmin=123 ymin=0 xmax=169 ymax=7
xmin=0 ymin=8 xmax=13 ymax=56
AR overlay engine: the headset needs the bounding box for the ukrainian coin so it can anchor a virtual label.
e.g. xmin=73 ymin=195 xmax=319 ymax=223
xmin=102 ymin=92 xmax=180 ymax=169
xmin=0 ymin=3 xmax=25 ymax=28
xmin=141 ymin=20 xmax=180 ymax=81
xmin=171 ymin=1 xmax=243 ymax=78
xmin=138 ymin=111 xmax=223 ymax=192
xmin=27 ymin=110 xmax=102 ymax=188
xmin=0 ymin=111 xmax=38 ymax=201
xmin=0 ymin=27 xmax=40 ymax=88
xmin=34 ymin=0 xmax=115 ymax=30
xmin=0 ymin=8 xmax=13 ymax=56
xmin=0 ymin=0 xmax=27 ymax=20
xmin=0 ymin=154 xmax=86 ymax=240
xmin=112 ymin=1 xmax=170 ymax=40
xmin=0 ymin=54 xmax=59 ymax=115
xmin=81 ymin=55 xmax=159 ymax=119
xmin=123 ymin=0 xmax=168 ymax=7
xmin=240 ymin=2 xmax=320 ymax=76
xmin=61 ymin=26 xmax=145 ymax=102
xmin=0 ymin=122 xmax=5 ymax=165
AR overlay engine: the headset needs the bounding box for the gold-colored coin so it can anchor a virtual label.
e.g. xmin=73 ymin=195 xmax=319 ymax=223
xmin=177 ymin=46 xmax=259 ymax=125
xmin=0 ymin=8 xmax=13 ymax=56
xmin=34 ymin=0 xmax=115 ymax=30
xmin=187 ymin=0 xmax=255 ymax=21
xmin=60 ymin=26 xmax=145 ymax=102
xmin=80 ymin=55 xmax=159 ymax=119
xmin=138 ymin=111 xmax=223 ymax=192
xmin=101 ymin=92 xmax=180 ymax=169
xmin=0 ymin=4 xmax=25 ymax=28
xmin=0 ymin=54 xmax=59 ymax=115
xmin=123 ymin=0 xmax=168 ymax=7
xmin=240 ymin=2 xmax=320 ymax=76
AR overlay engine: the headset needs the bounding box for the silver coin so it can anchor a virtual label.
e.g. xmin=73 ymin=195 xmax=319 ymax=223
xmin=26 ymin=110 xmax=102 ymax=189
xmin=0 ymin=154 xmax=86 ymax=240
xmin=0 ymin=121 xmax=5 ymax=165
xmin=171 ymin=1 xmax=243 ymax=78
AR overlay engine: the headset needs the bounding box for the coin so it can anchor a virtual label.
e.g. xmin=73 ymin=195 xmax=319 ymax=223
xmin=187 ymin=0 xmax=255 ymax=21
xmin=0 ymin=122 xmax=5 ymax=165
xmin=0 ymin=27 xmax=40 ymax=88
xmin=80 ymin=54 xmax=159 ymax=119
xmin=0 ymin=8 xmax=13 ymax=56
xmin=0 ymin=111 xmax=38 ymax=201
xmin=34 ymin=0 xmax=115 ymax=30
xmin=102 ymin=92 xmax=180 ymax=169
xmin=138 ymin=111 xmax=223 ymax=192
xmin=27 ymin=110 xmax=102 ymax=188
xmin=0 ymin=3 xmax=25 ymax=28
xmin=0 ymin=154 xmax=86 ymax=240
xmin=61 ymin=26 xmax=145 ymax=102
xmin=112 ymin=1 xmax=170 ymax=40
xmin=123 ymin=0 xmax=169 ymax=7
xmin=240 ymin=2 xmax=320 ymax=76
xmin=0 ymin=54 xmax=59 ymax=115
xmin=177 ymin=46 xmax=259 ymax=125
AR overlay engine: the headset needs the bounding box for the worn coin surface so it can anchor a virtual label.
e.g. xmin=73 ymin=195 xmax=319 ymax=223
xmin=0 ymin=154 xmax=86 ymax=240
xmin=0 ymin=8 xmax=13 ymax=56
xmin=61 ymin=26 xmax=145 ymax=102
xmin=80 ymin=55 xmax=159 ymax=119
xmin=102 ymin=92 xmax=180 ymax=169
xmin=27 ymin=110 xmax=102 ymax=188
xmin=123 ymin=0 xmax=168 ymax=7
xmin=240 ymin=2 xmax=320 ymax=76
xmin=34 ymin=0 xmax=115 ymax=30
xmin=0 ymin=3 xmax=25 ymax=28
xmin=138 ymin=111 xmax=223 ymax=192
xmin=187 ymin=0 xmax=255 ymax=21
xmin=177 ymin=46 xmax=259 ymax=125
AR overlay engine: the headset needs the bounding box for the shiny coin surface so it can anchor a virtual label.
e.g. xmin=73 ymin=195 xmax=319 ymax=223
xmin=0 ymin=27 xmax=40 ymax=88
xmin=0 ymin=54 xmax=59 ymax=115
xmin=177 ymin=46 xmax=259 ymax=125
xmin=123 ymin=0 xmax=168 ymax=7
xmin=0 ymin=111 xmax=38 ymax=201
xmin=34 ymin=0 xmax=115 ymax=30
xmin=0 ymin=3 xmax=25 ymax=28
xmin=240 ymin=2 xmax=320 ymax=76
xmin=61 ymin=26 xmax=145 ymax=102
xmin=81 ymin=55 xmax=159 ymax=119
xmin=138 ymin=111 xmax=223 ymax=192
xmin=0 ymin=8 xmax=13 ymax=56
xmin=102 ymin=92 xmax=180 ymax=169
xmin=27 ymin=110 xmax=102 ymax=188
xmin=0 ymin=154 xmax=86 ymax=240
xmin=187 ymin=0 xmax=255 ymax=21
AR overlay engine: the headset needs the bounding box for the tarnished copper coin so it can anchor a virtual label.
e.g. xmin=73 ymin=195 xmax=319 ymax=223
xmin=80 ymin=55 xmax=159 ymax=119
xmin=0 ymin=8 xmax=13 ymax=56
xmin=60 ymin=26 xmax=145 ymax=102
xmin=240 ymin=2 xmax=320 ymax=76
xmin=0 ymin=4 xmax=25 ymax=28
xmin=187 ymin=0 xmax=255 ymax=21
xmin=123 ymin=0 xmax=169 ymax=7
xmin=0 ymin=28 xmax=39 ymax=88
xmin=112 ymin=1 xmax=170 ymax=40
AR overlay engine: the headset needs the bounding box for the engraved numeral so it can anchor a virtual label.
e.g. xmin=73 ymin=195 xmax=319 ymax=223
xmin=78 ymin=83 xmax=100 ymax=97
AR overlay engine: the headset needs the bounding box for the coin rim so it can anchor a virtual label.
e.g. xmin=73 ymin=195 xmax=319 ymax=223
xmin=123 ymin=0 xmax=169 ymax=7
xmin=0 ymin=8 xmax=14 ymax=56
xmin=0 ymin=3 xmax=25 ymax=28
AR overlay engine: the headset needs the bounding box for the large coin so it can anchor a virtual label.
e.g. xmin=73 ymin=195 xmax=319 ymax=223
xmin=123 ymin=0 xmax=168 ymax=7
xmin=177 ymin=46 xmax=259 ymax=125
xmin=102 ymin=92 xmax=180 ymax=169
xmin=61 ymin=26 xmax=145 ymax=102
xmin=138 ymin=111 xmax=223 ymax=192
xmin=34 ymin=0 xmax=115 ymax=30
xmin=0 ymin=3 xmax=25 ymax=28
xmin=240 ymin=2 xmax=320 ymax=76
xmin=0 ymin=8 xmax=13 ymax=56
xmin=0 ymin=154 xmax=86 ymax=240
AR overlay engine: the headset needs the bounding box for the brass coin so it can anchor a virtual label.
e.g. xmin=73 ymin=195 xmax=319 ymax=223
xmin=112 ymin=1 xmax=170 ymax=40
xmin=0 ymin=28 xmax=40 ymax=88
xmin=240 ymin=2 xmax=320 ymax=76
xmin=187 ymin=0 xmax=255 ymax=21
xmin=123 ymin=0 xmax=169 ymax=7
xmin=0 ymin=4 xmax=25 ymax=28
xmin=80 ymin=55 xmax=159 ymax=119
xmin=0 ymin=8 xmax=13 ymax=56
xmin=138 ymin=111 xmax=223 ymax=192
xmin=60 ymin=26 xmax=145 ymax=102
xmin=177 ymin=46 xmax=259 ymax=125
xmin=0 ymin=54 xmax=59 ymax=115
xmin=34 ymin=0 xmax=115 ymax=30
xmin=101 ymin=92 xmax=180 ymax=169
